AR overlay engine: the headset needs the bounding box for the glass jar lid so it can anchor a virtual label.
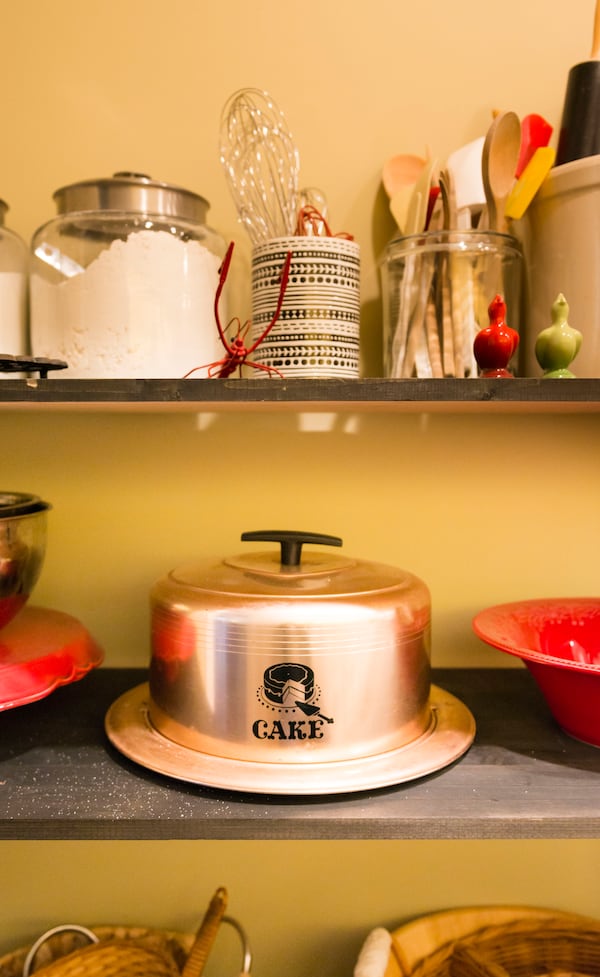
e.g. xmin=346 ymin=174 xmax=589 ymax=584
xmin=52 ymin=172 xmax=209 ymax=224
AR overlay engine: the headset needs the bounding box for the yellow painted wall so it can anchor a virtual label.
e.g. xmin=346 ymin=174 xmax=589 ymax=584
xmin=2 ymin=409 xmax=600 ymax=670
xmin=1 ymin=0 xmax=600 ymax=973
xmin=2 ymin=842 xmax=600 ymax=976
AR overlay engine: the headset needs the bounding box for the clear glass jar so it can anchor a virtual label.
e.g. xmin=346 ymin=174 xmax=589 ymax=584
xmin=0 ymin=200 xmax=28 ymax=358
xmin=29 ymin=172 xmax=226 ymax=378
xmin=380 ymin=230 xmax=524 ymax=378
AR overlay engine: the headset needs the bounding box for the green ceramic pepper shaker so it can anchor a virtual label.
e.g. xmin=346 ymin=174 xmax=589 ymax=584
xmin=535 ymin=293 xmax=582 ymax=378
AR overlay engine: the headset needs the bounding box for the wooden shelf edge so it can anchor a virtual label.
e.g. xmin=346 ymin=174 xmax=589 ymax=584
xmin=0 ymin=377 xmax=599 ymax=412
xmin=2 ymin=668 xmax=600 ymax=841
xmin=1 ymin=817 xmax=598 ymax=842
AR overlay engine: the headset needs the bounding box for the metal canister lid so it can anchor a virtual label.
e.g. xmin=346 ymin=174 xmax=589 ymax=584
xmin=0 ymin=491 xmax=51 ymax=517
xmin=52 ymin=172 xmax=209 ymax=224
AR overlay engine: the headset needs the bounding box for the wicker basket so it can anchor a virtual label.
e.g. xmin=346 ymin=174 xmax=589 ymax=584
xmin=395 ymin=912 xmax=600 ymax=977
xmin=445 ymin=920 xmax=600 ymax=977
xmin=0 ymin=926 xmax=195 ymax=977
xmin=0 ymin=885 xmax=250 ymax=977
xmin=354 ymin=908 xmax=600 ymax=977
xmin=21 ymin=939 xmax=180 ymax=977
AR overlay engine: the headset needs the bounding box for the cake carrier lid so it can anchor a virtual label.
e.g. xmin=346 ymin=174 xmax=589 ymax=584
xmin=163 ymin=530 xmax=430 ymax=601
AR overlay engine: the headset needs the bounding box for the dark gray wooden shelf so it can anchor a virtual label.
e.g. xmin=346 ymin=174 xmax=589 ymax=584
xmin=1 ymin=667 xmax=599 ymax=841
xmin=0 ymin=377 xmax=599 ymax=412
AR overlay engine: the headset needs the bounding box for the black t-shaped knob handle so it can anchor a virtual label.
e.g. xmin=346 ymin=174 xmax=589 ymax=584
xmin=240 ymin=530 xmax=343 ymax=567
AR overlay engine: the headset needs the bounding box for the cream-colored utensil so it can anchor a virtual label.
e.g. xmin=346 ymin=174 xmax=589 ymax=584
xmin=405 ymin=158 xmax=438 ymax=234
xmin=354 ymin=928 xmax=393 ymax=977
xmin=399 ymin=159 xmax=439 ymax=376
xmin=481 ymin=111 xmax=521 ymax=232
xmin=446 ymin=136 xmax=485 ymax=228
xmin=438 ymin=168 xmax=479 ymax=378
xmin=438 ymin=169 xmax=459 ymax=376
xmin=390 ymin=185 xmax=416 ymax=234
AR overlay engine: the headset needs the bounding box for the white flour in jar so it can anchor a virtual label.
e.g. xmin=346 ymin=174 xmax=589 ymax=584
xmin=0 ymin=272 xmax=27 ymax=356
xmin=30 ymin=229 xmax=223 ymax=378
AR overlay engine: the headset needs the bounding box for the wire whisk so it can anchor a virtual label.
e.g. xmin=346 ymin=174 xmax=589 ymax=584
xmin=219 ymin=88 xmax=300 ymax=245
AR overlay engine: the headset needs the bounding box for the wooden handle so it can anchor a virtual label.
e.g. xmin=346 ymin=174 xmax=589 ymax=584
xmin=182 ymin=887 xmax=228 ymax=977
xmin=592 ymin=0 xmax=600 ymax=58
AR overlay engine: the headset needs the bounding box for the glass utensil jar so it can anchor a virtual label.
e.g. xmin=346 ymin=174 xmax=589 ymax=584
xmin=29 ymin=172 xmax=226 ymax=378
xmin=380 ymin=230 xmax=523 ymax=378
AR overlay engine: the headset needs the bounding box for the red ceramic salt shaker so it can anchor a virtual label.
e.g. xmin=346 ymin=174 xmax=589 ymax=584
xmin=473 ymin=294 xmax=519 ymax=378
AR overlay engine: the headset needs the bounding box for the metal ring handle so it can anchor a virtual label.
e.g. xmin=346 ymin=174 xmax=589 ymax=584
xmin=22 ymin=924 xmax=99 ymax=977
xmin=223 ymin=916 xmax=252 ymax=975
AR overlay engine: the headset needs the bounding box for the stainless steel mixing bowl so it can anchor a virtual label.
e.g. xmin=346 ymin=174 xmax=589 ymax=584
xmin=0 ymin=492 xmax=51 ymax=631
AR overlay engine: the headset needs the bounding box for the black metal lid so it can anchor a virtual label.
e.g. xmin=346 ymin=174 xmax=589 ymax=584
xmin=0 ymin=492 xmax=51 ymax=518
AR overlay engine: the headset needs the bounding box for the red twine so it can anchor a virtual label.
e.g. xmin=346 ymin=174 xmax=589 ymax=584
xmin=294 ymin=205 xmax=354 ymax=240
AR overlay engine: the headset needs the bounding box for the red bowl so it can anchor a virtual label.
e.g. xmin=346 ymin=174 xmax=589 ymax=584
xmin=473 ymin=598 xmax=600 ymax=747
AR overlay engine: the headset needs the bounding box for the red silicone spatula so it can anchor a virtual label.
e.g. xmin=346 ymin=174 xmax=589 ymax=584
xmin=515 ymin=114 xmax=553 ymax=178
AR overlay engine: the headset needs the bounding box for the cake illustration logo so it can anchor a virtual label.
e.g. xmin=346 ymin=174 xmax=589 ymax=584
xmin=252 ymin=662 xmax=334 ymax=741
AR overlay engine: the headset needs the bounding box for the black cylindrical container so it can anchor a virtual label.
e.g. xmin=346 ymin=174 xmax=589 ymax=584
xmin=556 ymin=60 xmax=600 ymax=165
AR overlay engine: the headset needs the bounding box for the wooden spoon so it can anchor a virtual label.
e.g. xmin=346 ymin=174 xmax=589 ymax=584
xmin=481 ymin=111 xmax=521 ymax=232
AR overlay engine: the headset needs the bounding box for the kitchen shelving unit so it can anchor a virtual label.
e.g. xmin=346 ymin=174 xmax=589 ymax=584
xmin=1 ymin=376 xmax=600 ymax=845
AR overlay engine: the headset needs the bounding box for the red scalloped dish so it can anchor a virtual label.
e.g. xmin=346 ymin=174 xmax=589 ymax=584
xmin=0 ymin=606 xmax=103 ymax=710
xmin=473 ymin=597 xmax=600 ymax=747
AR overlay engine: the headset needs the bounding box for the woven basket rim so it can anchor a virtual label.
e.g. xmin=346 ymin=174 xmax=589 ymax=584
xmin=0 ymin=925 xmax=194 ymax=977
xmin=391 ymin=909 xmax=598 ymax=970
xmin=407 ymin=916 xmax=600 ymax=977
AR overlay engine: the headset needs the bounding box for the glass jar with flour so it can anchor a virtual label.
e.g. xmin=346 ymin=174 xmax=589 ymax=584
xmin=0 ymin=200 xmax=28 ymax=358
xmin=29 ymin=172 xmax=226 ymax=378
